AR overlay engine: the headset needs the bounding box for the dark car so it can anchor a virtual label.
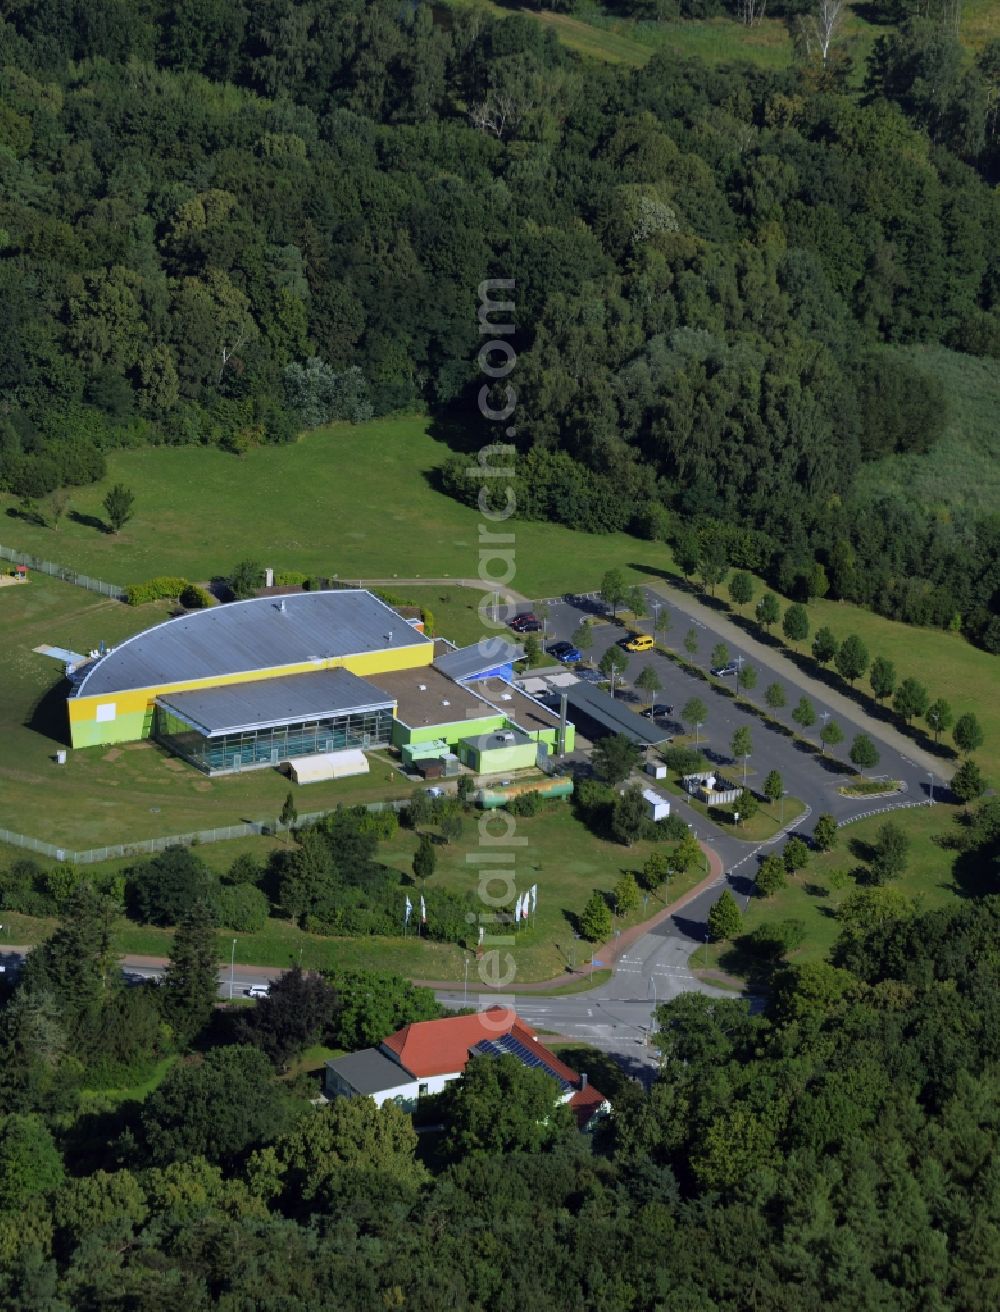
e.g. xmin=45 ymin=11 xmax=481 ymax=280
xmin=548 ymin=641 xmax=582 ymax=663
xmin=711 ymin=662 xmax=739 ymax=678
xmin=642 ymin=703 xmax=674 ymax=719
xmin=514 ymin=619 xmax=542 ymax=633
xmin=509 ymin=612 xmax=538 ymax=631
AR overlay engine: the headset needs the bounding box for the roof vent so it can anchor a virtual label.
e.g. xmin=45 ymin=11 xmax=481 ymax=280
xmin=441 ymin=699 xmax=450 ymax=706
xmin=418 ymin=683 xmax=427 ymax=692
xmin=275 ymin=599 xmax=286 ymax=613
xmin=500 ymin=693 xmax=513 ymax=701
xmin=384 ymin=630 xmax=393 ymax=643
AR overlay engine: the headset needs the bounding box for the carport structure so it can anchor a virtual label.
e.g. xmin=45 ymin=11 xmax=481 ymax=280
xmin=557 ymin=682 xmax=669 ymax=747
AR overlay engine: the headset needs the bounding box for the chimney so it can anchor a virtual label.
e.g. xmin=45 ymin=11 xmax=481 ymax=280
xmin=278 ymin=599 xmax=286 ymax=613
xmin=557 ymin=692 xmax=568 ymax=757
xmin=265 ymin=567 xmax=274 ymax=587
xmin=580 ymin=1072 xmax=588 ymax=1088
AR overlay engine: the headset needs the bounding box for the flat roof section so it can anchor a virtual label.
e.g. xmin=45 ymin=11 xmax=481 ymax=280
xmin=75 ymin=590 xmax=431 ymax=698
xmin=559 ymin=683 xmax=668 ymax=746
xmin=326 ymin=1048 xmax=408 ymax=1096
xmin=371 ymin=665 xmax=492 ymax=730
xmin=475 ymin=678 xmax=563 ymax=736
xmin=157 ymin=668 xmax=394 ymax=737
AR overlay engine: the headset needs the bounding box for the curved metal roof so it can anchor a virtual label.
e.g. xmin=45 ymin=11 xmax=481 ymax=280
xmin=74 ymin=590 xmax=430 ymax=697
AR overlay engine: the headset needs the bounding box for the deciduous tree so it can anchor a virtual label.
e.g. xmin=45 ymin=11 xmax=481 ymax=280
xmin=729 ymin=571 xmax=754 ymax=608
xmin=953 ymin=713 xmax=984 ymax=756
xmin=869 ymin=656 xmax=897 ymax=702
xmin=813 ymin=814 xmax=838 ymax=851
xmin=782 ymin=603 xmax=809 ymax=645
xmin=811 ymin=626 xmax=838 ymax=665
xmin=849 ymin=734 xmax=880 ymax=775
xmin=835 ymin=634 xmax=869 ymax=685
xmin=756 ymin=593 xmax=780 ymax=631
xmin=765 ymin=682 xmax=786 ymax=709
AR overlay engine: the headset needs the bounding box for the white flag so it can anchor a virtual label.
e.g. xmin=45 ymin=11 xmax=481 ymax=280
xmin=404 ymin=896 xmax=412 ymax=925
xmin=520 ymin=891 xmax=530 ymax=921
xmin=530 ymin=884 xmax=538 ymax=913
xmin=420 ymin=894 xmax=427 ymax=924
xmin=478 ymin=925 xmax=485 ymax=946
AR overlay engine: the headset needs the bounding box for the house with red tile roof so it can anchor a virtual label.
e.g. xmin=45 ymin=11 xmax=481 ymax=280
xmin=325 ymin=1007 xmax=609 ymax=1130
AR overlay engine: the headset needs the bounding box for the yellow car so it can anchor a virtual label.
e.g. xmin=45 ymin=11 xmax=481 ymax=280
xmin=622 ymin=632 xmax=654 ymax=653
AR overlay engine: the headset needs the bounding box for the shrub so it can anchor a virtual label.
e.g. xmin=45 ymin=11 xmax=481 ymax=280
xmin=508 ymin=791 xmax=542 ymax=817
xmin=274 ymin=570 xmax=309 ymax=588
xmin=124 ymin=576 xmax=189 ymax=606
xmin=214 ymin=884 xmax=269 ymax=933
xmin=749 ymin=919 xmax=806 ymax=956
xmin=357 ymin=808 xmax=399 ymax=840
xmin=178 ymin=582 xmax=213 ymax=609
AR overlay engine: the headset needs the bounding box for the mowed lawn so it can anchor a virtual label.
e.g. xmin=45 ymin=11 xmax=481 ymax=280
xmin=1 ymin=805 xmax=711 ymax=985
xmin=0 ymin=574 xmax=413 ymax=847
xmin=0 ymin=416 xmax=664 ymax=597
xmin=801 ymin=598 xmax=1000 ymax=782
xmin=699 ymin=801 xmax=971 ymax=980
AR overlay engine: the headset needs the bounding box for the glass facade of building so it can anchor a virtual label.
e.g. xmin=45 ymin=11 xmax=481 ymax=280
xmin=155 ymin=705 xmax=393 ymax=775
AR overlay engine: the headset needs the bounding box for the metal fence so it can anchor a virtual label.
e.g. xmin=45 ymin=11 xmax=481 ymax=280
xmin=0 ymin=543 xmax=125 ymax=600
xmin=0 ymin=798 xmax=409 ymax=866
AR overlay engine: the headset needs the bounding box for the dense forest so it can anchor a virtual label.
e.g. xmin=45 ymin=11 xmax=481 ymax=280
xmin=0 ymin=0 xmax=998 ymax=652
xmin=0 ymin=796 xmax=997 ymax=1308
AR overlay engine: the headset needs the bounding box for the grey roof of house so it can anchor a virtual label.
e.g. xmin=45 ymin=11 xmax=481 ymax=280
xmin=74 ymin=590 xmax=431 ymax=697
xmin=433 ymin=639 xmax=523 ymax=682
xmin=325 ymin=1048 xmax=409 ymax=1096
xmin=156 ymin=668 xmax=394 ymax=737
xmin=558 ymin=682 xmax=669 ymax=746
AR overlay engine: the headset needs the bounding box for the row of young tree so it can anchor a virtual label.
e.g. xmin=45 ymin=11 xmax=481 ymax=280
xmin=0 ymin=797 xmax=997 ymax=1306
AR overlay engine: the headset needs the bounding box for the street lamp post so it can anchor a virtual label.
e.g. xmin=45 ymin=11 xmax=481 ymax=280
xmin=229 ymin=938 xmax=237 ymax=1001
xmin=742 ymin=754 xmax=749 ymax=787
xmin=463 ymin=955 xmax=470 ymax=1006
xmin=695 ymin=721 xmax=702 ymax=747
xmin=780 ymin=789 xmax=787 ymax=826
xmin=928 ymin=772 xmax=934 ymax=805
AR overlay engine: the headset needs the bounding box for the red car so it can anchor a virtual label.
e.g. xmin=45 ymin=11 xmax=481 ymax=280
xmin=509 ymin=612 xmax=538 ymax=631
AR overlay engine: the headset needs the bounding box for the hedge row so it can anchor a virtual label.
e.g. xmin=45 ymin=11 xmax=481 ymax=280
xmin=124 ymin=576 xmax=190 ymax=606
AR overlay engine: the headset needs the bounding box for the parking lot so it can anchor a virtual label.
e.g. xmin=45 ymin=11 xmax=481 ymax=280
xmin=511 ymin=590 xmax=932 ymax=849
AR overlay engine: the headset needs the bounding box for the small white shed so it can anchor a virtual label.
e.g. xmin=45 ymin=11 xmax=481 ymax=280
xmin=642 ymin=788 xmax=671 ymax=822
xmin=645 ymin=760 xmax=667 ymax=780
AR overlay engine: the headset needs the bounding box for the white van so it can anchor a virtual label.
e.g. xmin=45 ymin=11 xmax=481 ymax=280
xmin=245 ymin=983 xmax=271 ymax=999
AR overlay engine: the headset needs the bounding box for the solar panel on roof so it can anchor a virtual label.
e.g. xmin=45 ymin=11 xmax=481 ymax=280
xmin=472 ymin=1035 xmax=572 ymax=1090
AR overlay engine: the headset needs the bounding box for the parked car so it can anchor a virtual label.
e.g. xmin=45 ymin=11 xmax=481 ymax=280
xmin=642 ymin=703 xmax=674 ymax=719
xmin=513 ymin=619 xmax=542 ymax=633
xmin=245 ymin=983 xmax=271 ymax=999
xmin=509 ymin=612 xmax=537 ymax=631
xmin=548 ymin=641 xmax=581 ymax=663
xmin=621 ymin=632 xmax=654 ymax=652
xmin=711 ymin=662 xmax=739 ymax=677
